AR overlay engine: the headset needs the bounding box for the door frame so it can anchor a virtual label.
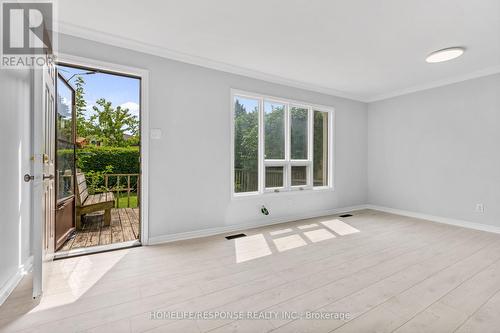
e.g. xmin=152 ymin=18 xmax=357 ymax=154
xmin=55 ymin=53 xmax=150 ymax=245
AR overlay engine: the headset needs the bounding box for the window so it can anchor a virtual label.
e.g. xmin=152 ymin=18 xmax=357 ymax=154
xmin=264 ymin=101 xmax=285 ymax=159
xmin=56 ymin=74 xmax=76 ymax=201
xmin=234 ymin=97 xmax=259 ymax=193
xmin=313 ymin=110 xmax=329 ymax=187
xmin=290 ymin=107 xmax=308 ymax=160
xmin=232 ymin=91 xmax=333 ymax=195
xmin=265 ymin=166 xmax=284 ymax=188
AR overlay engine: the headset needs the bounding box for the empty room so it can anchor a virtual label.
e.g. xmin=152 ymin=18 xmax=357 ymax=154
xmin=1 ymin=0 xmax=499 ymax=332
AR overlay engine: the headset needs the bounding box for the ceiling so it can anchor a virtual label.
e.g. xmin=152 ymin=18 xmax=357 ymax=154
xmin=55 ymin=0 xmax=500 ymax=102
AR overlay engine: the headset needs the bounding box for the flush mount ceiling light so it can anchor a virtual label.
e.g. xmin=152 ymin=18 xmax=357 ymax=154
xmin=426 ymin=47 xmax=465 ymax=63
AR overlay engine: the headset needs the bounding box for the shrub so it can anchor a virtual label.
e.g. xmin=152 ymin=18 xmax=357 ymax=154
xmin=76 ymin=146 xmax=140 ymax=174
xmin=57 ymin=146 xmax=140 ymax=195
xmin=84 ymin=165 xmax=114 ymax=194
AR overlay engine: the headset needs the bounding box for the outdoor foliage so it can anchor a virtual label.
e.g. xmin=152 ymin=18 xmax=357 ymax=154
xmin=88 ymin=98 xmax=140 ymax=147
xmin=67 ymin=146 xmax=139 ymax=205
xmin=290 ymin=107 xmax=308 ymax=159
xmin=75 ymin=76 xmax=92 ymax=139
xmin=79 ymin=164 xmax=139 ymax=208
xmin=234 ymin=99 xmax=258 ymax=172
xmin=75 ymin=146 xmax=140 ymax=174
xmin=84 ymin=165 xmax=114 ymax=194
xmin=234 ymin=99 xmax=258 ymax=192
xmin=58 ymin=146 xmax=139 ymax=175
xmin=313 ymin=111 xmax=328 ymax=186
xmin=75 ymin=76 xmax=140 ymax=147
xmin=264 ymin=103 xmax=285 ymax=159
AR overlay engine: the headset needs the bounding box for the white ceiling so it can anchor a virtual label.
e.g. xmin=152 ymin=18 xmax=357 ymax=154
xmin=56 ymin=0 xmax=500 ymax=102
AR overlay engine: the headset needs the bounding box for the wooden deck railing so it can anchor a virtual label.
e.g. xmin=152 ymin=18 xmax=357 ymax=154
xmin=102 ymin=173 xmax=140 ymax=208
xmin=235 ymin=169 xmax=258 ymax=192
xmin=235 ymin=167 xmax=308 ymax=191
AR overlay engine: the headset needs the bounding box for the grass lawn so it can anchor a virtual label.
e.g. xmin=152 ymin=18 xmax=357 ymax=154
xmin=116 ymin=193 xmax=138 ymax=208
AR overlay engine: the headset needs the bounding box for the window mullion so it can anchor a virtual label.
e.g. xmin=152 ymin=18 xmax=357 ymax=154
xmin=328 ymin=109 xmax=333 ymax=188
xmin=307 ymin=107 xmax=313 ymax=187
xmin=258 ymin=97 xmax=264 ymax=194
xmin=285 ymin=103 xmax=291 ymax=189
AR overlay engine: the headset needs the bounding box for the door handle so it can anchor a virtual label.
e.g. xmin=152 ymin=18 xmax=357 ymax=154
xmin=43 ymin=174 xmax=54 ymax=180
xmin=24 ymin=174 xmax=34 ymax=182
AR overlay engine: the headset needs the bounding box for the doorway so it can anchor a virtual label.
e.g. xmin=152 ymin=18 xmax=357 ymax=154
xmin=53 ymin=61 xmax=143 ymax=257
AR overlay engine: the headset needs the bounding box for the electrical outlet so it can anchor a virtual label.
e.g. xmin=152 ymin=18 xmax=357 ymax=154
xmin=475 ymin=203 xmax=485 ymax=213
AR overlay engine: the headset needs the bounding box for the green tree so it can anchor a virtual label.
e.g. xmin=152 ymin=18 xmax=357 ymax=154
xmin=264 ymin=104 xmax=285 ymax=159
xmin=88 ymin=98 xmax=140 ymax=147
xmin=313 ymin=111 xmax=328 ymax=186
xmin=74 ymin=76 xmax=93 ymax=138
xmin=234 ymin=99 xmax=258 ymax=171
xmin=234 ymin=99 xmax=259 ymax=192
xmin=290 ymin=107 xmax=308 ymax=159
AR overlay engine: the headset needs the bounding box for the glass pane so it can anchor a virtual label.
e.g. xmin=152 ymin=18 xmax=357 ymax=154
xmin=57 ymin=141 xmax=74 ymax=199
xmin=290 ymin=107 xmax=308 ymax=159
xmin=265 ymin=166 xmax=284 ymax=188
xmin=57 ymin=76 xmax=74 ymax=142
xmin=234 ymin=96 xmax=259 ymax=193
xmin=291 ymin=166 xmax=307 ymax=186
xmin=313 ymin=111 xmax=329 ymax=186
xmin=264 ymin=101 xmax=285 ymax=159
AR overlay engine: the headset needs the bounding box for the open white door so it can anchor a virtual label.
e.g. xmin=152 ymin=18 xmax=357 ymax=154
xmin=32 ymin=57 xmax=56 ymax=298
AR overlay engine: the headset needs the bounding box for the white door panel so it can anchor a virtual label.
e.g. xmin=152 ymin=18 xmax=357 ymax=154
xmin=32 ymin=56 xmax=56 ymax=299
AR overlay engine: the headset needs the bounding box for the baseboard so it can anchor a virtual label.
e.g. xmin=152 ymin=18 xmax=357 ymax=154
xmin=148 ymin=204 xmax=368 ymax=245
xmin=0 ymin=256 xmax=33 ymax=306
xmin=367 ymin=204 xmax=500 ymax=234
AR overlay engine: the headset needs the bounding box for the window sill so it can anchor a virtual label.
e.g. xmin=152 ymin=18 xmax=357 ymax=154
xmin=232 ymin=186 xmax=334 ymax=200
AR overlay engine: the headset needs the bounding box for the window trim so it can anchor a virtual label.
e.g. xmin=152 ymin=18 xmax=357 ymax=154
xmin=231 ymin=89 xmax=334 ymax=198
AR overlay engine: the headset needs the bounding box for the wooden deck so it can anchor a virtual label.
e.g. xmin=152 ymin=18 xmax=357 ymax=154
xmin=58 ymin=208 xmax=140 ymax=252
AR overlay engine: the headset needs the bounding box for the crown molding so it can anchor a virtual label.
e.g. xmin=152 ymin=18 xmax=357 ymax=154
xmin=366 ymin=65 xmax=500 ymax=102
xmin=55 ymin=21 xmax=368 ymax=103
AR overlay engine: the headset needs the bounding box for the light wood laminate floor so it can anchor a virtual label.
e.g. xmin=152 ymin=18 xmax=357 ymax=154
xmin=1 ymin=209 xmax=500 ymax=333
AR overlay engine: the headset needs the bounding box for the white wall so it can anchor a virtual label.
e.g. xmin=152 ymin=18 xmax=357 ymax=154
xmin=368 ymin=74 xmax=500 ymax=227
xmin=0 ymin=69 xmax=32 ymax=300
xmin=58 ymin=34 xmax=368 ymax=239
xmin=1 ymin=32 xmax=499 ymax=305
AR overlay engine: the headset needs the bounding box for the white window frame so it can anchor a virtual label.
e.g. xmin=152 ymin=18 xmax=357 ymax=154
xmin=231 ymin=89 xmax=334 ymax=198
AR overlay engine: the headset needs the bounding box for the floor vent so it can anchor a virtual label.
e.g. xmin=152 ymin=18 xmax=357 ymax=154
xmin=225 ymin=233 xmax=247 ymax=240
xmin=339 ymin=214 xmax=353 ymax=218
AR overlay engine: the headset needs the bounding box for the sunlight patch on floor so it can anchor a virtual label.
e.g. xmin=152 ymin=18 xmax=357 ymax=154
xmin=304 ymin=228 xmax=335 ymax=243
xmin=235 ymin=234 xmax=272 ymax=263
xmin=297 ymin=223 xmax=319 ymax=230
xmin=232 ymin=216 xmax=359 ymax=263
xmin=321 ymin=219 xmax=360 ymax=235
xmin=29 ymin=250 xmax=129 ymax=312
xmin=273 ymin=234 xmax=307 ymax=252
xmin=269 ymin=228 xmax=293 ymax=236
